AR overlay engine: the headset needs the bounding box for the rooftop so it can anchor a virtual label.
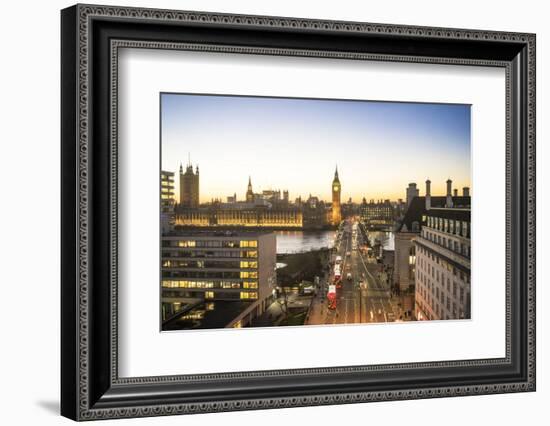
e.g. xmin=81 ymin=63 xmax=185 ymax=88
xmin=162 ymin=300 xmax=255 ymax=330
xmin=163 ymin=229 xmax=275 ymax=238
xmin=425 ymin=208 xmax=471 ymax=221
xmin=396 ymin=196 xmax=471 ymax=232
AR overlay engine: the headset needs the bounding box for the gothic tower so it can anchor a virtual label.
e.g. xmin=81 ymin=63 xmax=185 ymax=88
xmin=332 ymin=166 xmax=342 ymax=225
xmin=246 ymin=176 xmax=254 ymax=203
xmin=179 ymin=156 xmax=199 ymax=208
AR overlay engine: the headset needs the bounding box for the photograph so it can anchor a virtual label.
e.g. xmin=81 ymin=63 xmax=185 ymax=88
xmin=160 ymin=93 xmax=472 ymax=331
xmin=57 ymin=3 xmax=536 ymax=420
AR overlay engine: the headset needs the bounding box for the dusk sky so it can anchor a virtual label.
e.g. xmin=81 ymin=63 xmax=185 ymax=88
xmin=161 ymin=93 xmax=471 ymax=203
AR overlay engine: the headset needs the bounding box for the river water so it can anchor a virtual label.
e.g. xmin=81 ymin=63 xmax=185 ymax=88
xmin=274 ymin=230 xmax=336 ymax=254
xmin=367 ymin=231 xmax=395 ymax=251
xmin=274 ymin=230 xmax=394 ymax=254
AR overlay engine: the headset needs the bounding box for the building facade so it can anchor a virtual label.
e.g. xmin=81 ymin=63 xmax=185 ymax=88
xmin=302 ymin=195 xmax=330 ymax=229
xmin=179 ymin=161 xmax=199 ymax=208
xmin=161 ymin=170 xmax=176 ymax=233
xmin=414 ymin=208 xmax=471 ymax=320
xmin=175 ymin=206 xmax=303 ymax=228
xmin=331 ymin=166 xmax=342 ymax=225
xmin=360 ymin=198 xmax=395 ymax=229
xmin=393 ymin=179 xmax=470 ymax=293
xmin=161 ymin=231 xmax=277 ymax=327
xmin=161 ymin=170 xmax=175 ymax=213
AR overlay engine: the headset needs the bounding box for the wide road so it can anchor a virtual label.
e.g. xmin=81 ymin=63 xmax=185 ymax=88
xmin=312 ymin=218 xmax=394 ymax=325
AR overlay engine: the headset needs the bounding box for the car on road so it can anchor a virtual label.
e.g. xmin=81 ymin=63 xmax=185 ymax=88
xmin=301 ymin=285 xmax=315 ymax=295
xmin=346 ymin=272 xmax=352 ymax=281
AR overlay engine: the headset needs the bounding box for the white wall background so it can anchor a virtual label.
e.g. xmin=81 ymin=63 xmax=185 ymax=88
xmin=0 ymin=0 xmax=546 ymax=424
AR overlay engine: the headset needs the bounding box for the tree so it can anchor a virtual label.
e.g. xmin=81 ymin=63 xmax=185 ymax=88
xmin=276 ymin=285 xmax=290 ymax=322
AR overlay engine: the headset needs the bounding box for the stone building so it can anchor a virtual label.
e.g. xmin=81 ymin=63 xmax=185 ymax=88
xmin=360 ymin=198 xmax=395 ymax=229
xmin=414 ymin=208 xmax=471 ymax=320
xmin=175 ymin=206 xmax=303 ymax=228
xmin=393 ymin=179 xmax=470 ymax=293
xmin=331 ymin=166 xmax=342 ymax=225
xmin=179 ymin=160 xmax=199 ymax=208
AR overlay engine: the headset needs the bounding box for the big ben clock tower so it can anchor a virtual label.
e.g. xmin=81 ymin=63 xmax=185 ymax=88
xmin=332 ymin=166 xmax=342 ymax=225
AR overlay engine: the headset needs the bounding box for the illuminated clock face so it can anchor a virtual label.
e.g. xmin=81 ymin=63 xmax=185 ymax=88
xmin=333 ymin=186 xmax=339 ymax=192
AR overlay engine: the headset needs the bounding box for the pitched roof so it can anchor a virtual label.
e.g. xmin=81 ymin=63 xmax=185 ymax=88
xmin=396 ymin=196 xmax=471 ymax=232
xmin=426 ymin=208 xmax=470 ymax=221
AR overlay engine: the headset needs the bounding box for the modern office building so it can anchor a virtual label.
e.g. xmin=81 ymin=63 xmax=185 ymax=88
xmin=161 ymin=170 xmax=176 ymax=233
xmin=413 ymin=208 xmax=471 ymax=320
xmin=161 ymin=170 xmax=175 ymax=213
xmin=161 ymin=230 xmax=277 ymax=328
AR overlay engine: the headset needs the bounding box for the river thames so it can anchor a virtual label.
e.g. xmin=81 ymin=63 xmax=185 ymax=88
xmin=274 ymin=229 xmax=395 ymax=254
xmin=274 ymin=230 xmax=336 ymax=254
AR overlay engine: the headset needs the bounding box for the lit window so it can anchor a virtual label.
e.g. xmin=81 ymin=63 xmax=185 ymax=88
xmin=240 ymin=271 xmax=258 ymax=279
xmin=178 ymin=240 xmax=196 ymax=247
xmin=240 ymin=261 xmax=258 ymax=269
xmin=243 ymin=250 xmax=257 ymax=258
xmin=240 ymin=292 xmax=258 ymax=299
xmin=205 ymin=291 xmax=214 ymax=299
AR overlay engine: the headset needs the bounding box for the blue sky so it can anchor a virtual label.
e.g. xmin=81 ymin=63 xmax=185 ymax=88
xmin=161 ymin=93 xmax=471 ymax=202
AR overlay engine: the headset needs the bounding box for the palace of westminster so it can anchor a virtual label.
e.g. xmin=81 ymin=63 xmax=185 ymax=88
xmin=161 ymin=160 xmax=357 ymax=230
xmin=160 ymin=158 xmax=415 ymax=232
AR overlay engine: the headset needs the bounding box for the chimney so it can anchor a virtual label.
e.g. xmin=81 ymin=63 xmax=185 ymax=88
xmin=446 ymin=179 xmax=454 ymax=208
xmin=453 ymin=188 xmax=458 ymax=197
xmin=463 ymin=187 xmax=470 ymax=197
xmin=425 ymin=179 xmax=431 ymax=210
xmin=406 ymin=182 xmax=418 ymax=207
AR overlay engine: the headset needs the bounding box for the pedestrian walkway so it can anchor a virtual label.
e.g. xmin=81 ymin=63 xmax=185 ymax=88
xmin=305 ymin=294 xmax=328 ymax=325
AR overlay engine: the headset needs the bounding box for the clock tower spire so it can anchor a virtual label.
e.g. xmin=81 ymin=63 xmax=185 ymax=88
xmin=332 ymin=165 xmax=342 ymax=225
xmin=246 ymin=176 xmax=254 ymax=203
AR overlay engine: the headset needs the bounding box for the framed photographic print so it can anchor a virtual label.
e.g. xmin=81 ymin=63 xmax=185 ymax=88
xmin=61 ymin=4 xmax=536 ymax=421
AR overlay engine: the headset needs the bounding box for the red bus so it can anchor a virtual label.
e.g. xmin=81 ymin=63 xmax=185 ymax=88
xmin=334 ymin=264 xmax=342 ymax=288
xmin=327 ymin=285 xmax=337 ymax=310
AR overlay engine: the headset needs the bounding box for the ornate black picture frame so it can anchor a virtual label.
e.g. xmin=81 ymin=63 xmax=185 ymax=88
xmin=61 ymin=4 xmax=536 ymax=421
